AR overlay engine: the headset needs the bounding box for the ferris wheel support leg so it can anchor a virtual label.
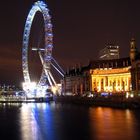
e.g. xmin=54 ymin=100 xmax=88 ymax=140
xmin=48 ymin=71 xmax=57 ymax=86
xmin=44 ymin=69 xmax=53 ymax=86
xmin=38 ymin=51 xmax=53 ymax=86
xmin=52 ymin=57 xmax=65 ymax=74
xmin=38 ymin=51 xmax=44 ymax=66
xmin=51 ymin=63 xmax=64 ymax=77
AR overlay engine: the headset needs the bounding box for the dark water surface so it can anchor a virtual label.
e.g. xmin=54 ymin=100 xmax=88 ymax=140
xmin=0 ymin=102 xmax=140 ymax=140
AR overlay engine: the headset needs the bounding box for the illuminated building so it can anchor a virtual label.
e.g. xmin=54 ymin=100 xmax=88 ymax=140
xmin=89 ymin=58 xmax=131 ymax=93
xmin=99 ymin=45 xmax=119 ymax=60
xmin=63 ymin=39 xmax=140 ymax=95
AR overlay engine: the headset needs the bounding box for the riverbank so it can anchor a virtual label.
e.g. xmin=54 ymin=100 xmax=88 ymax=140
xmin=0 ymin=96 xmax=53 ymax=103
xmin=53 ymin=95 xmax=140 ymax=109
xmin=0 ymin=95 xmax=140 ymax=109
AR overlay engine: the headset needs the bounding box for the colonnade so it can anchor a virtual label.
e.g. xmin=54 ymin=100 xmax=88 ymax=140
xmin=91 ymin=73 xmax=131 ymax=93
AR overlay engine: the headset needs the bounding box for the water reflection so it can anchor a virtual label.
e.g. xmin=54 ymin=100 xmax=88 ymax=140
xmin=19 ymin=103 xmax=90 ymax=140
xmin=89 ymin=107 xmax=139 ymax=140
xmin=20 ymin=103 xmax=56 ymax=140
xmin=1 ymin=103 xmax=139 ymax=140
xmin=0 ymin=103 xmax=21 ymax=140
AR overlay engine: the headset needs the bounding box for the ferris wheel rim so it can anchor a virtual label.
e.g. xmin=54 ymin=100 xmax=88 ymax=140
xmin=22 ymin=1 xmax=53 ymax=86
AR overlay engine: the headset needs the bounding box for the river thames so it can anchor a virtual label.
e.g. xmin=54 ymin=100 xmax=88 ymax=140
xmin=0 ymin=102 xmax=140 ymax=140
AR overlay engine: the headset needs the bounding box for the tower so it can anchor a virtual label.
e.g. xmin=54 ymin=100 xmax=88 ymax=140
xmin=99 ymin=45 xmax=119 ymax=60
xmin=130 ymin=38 xmax=137 ymax=63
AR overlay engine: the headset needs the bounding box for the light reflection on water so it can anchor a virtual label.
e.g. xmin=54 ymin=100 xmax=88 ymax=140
xmin=89 ymin=107 xmax=140 ymax=140
xmin=20 ymin=103 xmax=39 ymax=140
xmin=0 ymin=103 xmax=140 ymax=140
xmin=20 ymin=103 xmax=57 ymax=140
xmin=19 ymin=103 xmax=90 ymax=140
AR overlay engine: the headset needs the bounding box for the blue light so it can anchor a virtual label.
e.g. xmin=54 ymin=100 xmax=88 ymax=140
xmin=101 ymin=92 xmax=109 ymax=96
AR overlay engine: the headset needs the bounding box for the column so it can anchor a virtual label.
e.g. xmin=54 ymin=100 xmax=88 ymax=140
xmin=92 ymin=78 xmax=95 ymax=92
xmin=120 ymin=77 xmax=122 ymax=91
xmin=115 ymin=78 xmax=118 ymax=92
xmin=80 ymin=84 xmax=83 ymax=95
xmin=90 ymin=75 xmax=93 ymax=92
xmin=99 ymin=78 xmax=101 ymax=92
xmin=128 ymin=77 xmax=131 ymax=91
xmin=124 ymin=78 xmax=127 ymax=91
xmin=104 ymin=77 xmax=106 ymax=92
xmin=108 ymin=77 xmax=110 ymax=91
xmin=127 ymin=77 xmax=129 ymax=91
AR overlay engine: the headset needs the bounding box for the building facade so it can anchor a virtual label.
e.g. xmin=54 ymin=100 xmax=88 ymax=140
xmin=63 ymin=39 xmax=140 ymax=95
xmin=99 ymin=45 xmax=120 ymax=60
xmin=89 ymin=58 xmax=131 ymax=93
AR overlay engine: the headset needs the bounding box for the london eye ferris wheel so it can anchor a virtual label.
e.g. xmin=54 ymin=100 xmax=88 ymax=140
xmin=22 ymin=1 xmax=64 ymax=96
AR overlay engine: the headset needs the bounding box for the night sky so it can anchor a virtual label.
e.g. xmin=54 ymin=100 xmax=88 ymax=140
xmin=0 ymin=0 xmax=140 ymax=86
